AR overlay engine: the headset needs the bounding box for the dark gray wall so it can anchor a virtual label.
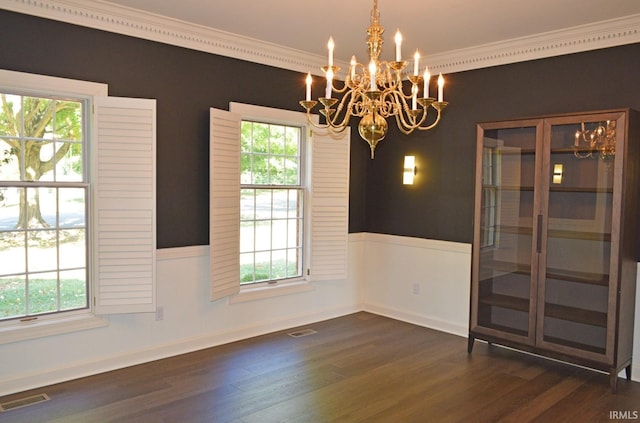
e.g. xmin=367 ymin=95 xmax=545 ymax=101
xmin=0 ymin=10 xmax=368 ymax=247
xmin=364 ymin=43 xmax=640 ymax=244
xmin=2 ymin=9 xmax=639 ymax=248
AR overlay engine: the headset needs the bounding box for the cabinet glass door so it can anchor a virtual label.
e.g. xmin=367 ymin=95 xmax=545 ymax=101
xmin=538 ymin=116 xmax=617 ymax=356
xmin=474 ymin=123 xmax=540 ymax=342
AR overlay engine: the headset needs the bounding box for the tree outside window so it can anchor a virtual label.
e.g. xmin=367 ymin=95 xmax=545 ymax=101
xmin=0 ymin=93 xmax=88 ymax=320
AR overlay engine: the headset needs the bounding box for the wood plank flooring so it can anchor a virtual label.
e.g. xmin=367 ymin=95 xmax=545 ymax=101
xmin=1 ymin=312 xmax=639 ymax=422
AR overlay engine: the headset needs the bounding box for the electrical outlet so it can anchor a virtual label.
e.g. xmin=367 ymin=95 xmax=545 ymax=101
xmin=155 ymin=305 xmax=164 ymax=321
xmin=412 ymin=283 xmax=420 ymax=295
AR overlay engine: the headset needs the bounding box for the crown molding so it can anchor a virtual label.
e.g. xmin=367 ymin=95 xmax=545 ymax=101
xmin=2 ymin=0 xmax=640 ymax=76
xmin=0 ymin=0 xmax=329 ymax=74
xmin=426 ymin=14 xmax=640 ymax=74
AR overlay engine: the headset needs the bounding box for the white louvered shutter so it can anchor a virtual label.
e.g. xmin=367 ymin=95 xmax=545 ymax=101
xmin=94 ymin=96 xmax=156 ymax=314
xmin=210 ymin=108 xmax=241 ymax=301
xmin=309 ymin=130 xmax=350 ymax=281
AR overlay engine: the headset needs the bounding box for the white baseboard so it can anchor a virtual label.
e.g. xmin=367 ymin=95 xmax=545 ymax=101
xmin=0 ymin=304 xmax=361 ymax=397
xmin=3 ymin=303 xmax=635 ymax=395
xmin=364 ymin=303 xmax=468 ymax=338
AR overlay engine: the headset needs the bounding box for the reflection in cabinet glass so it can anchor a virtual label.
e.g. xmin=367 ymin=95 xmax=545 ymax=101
xmin=469 ymin=110 xmax=639 ymax=393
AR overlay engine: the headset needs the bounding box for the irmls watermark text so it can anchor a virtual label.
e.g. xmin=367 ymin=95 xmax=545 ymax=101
xmin=610 ymin=410 xmax=639 ymax=420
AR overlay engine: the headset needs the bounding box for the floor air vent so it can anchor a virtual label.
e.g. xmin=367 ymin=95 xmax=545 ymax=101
xmin=0 ymin=393 xmax=50 ymax=412
xmin=287 ymin=328 xmax=317 ymax=338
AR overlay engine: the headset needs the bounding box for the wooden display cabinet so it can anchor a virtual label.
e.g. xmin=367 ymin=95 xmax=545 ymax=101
xmin=468 ymin=109 xmax=639 ymax=392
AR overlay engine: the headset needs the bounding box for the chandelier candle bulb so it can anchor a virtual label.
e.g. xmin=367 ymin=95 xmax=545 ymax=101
xmin=350 ymin=55 xmax=357 ymax=80
xmin=423 ymin=68 xmax=430 ymax=98
xmin=395 ymin=30 xmax=402 ymax=61
xmin=437 ymin=73 xmax=444 ymax=102
xmin=306 ymin=73 xmax=312 ymax=101
xmin=414 ymin=50 xmax=420 ymax=76
xmin=327 ymin=37 xmax=335 ymax=67
xmin=325 ymin=67 xmax=334 ymax=98
xmin=412 ymin=85 xmax=418 ymax=110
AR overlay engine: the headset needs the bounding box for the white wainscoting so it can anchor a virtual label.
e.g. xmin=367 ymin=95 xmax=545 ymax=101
xmin=359 ymin=233 xmax=472 ymax=337
xmin=1 ymin=234 xmax=638 ymax=395
xmin=0 ymin=241 xmax=363 ymax=396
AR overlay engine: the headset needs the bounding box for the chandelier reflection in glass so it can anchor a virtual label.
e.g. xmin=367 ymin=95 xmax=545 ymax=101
xmin=573 ymin=120 xmax=616 ymax=160
xmin=299 ymin=0 xmax=448 ymax=159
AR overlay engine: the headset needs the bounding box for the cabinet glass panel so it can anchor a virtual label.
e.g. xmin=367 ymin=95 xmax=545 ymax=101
xmin=542 ymin=120 xmax=614 ymax=354
xmin=477 ymin=126 xmax=536 ymax=336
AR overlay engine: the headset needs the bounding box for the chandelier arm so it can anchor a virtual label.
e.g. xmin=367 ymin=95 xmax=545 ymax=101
xmin=394 ymin=109 xmax=420 ymax=134
xmin=417 ymin=108 xmax=444 ymax=131
xmin=395 ymin=115 xmax=418 ymax=135
xmin=325 ymin=92 xmax=358 ymax=129
xmin=331 ymin=79 xmax=351 ymax=95
xmin=399 ymin=81 xmax=417 ymax=100
xmin=388 ymin=90 xmax=421 ymax=131
xmin=305 ymin=115 xmax=332 ymax=131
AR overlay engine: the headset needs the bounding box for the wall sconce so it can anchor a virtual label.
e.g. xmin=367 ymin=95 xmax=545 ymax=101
xmin=403 ymin=155 xmax=416 ymax=185
xmin=552 ymin=163 xmax=563 ymax=184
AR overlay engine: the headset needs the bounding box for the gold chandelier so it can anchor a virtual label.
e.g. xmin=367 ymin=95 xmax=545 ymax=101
xmin=573 ymin=120 xmax=616 ymax=159
xmin=299 ymin=0 xmax=448 ymax=159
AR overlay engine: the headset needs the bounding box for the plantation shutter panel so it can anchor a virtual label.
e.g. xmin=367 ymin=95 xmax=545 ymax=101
xmin=210 ymin=108 xmax=241 ymax=301
xmin=309 ymin=130 xmax=350 ymax=281
xmin=94 ymin=96 xmax=156 ymax=314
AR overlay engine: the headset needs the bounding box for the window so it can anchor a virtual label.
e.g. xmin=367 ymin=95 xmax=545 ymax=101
xmin=240 ymin=121 xmax=304 ymax=285
xmin=209 ymin=103 xmax=350 ymax=302
xmin=0 ymin=92 xmax=89 ymax=322
xmin=0 ymin=70 xmax=155 ymax=343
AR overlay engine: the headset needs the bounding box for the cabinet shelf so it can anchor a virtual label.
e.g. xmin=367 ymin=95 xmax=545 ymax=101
xmin=542 ymin=336 xmax=605 ymax=355
xmin=481 ymin=259 xmax=608 ymax=286
xmin=478 ymin=322 xmax=528 ymax=338
xmin=545 ymin=267 xmax=609 ymax=286
xmin=479 ymin=293 xmax=529 ymax=312
xmin=552 ymin=146 xmax=608 ymax=155
xmin=479 ymin=294 xmax=607 ymax=327
xmin=496 ymin=225 xmax=533 ymax=236
xmin=498 ymin=148 xmax=536 ymax=155
xmin=493 ymin=185 xmax=534 ymax=191
xmin=548 ymin=186 xmax=613 ymax=193
xmin=547 ymin=229 xmax=611 ymax=242
xmin=479 ymin=259 xmax=531 ymax=276
xmin=494 ymin=226 xmax=611 ymax=241
xmin=544 ymin=303 xmax=607 ymax=327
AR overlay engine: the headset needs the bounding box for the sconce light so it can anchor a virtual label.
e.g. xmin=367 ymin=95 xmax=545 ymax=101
xmin=552 ymin=163 xmax=563 ymax=184
xmin=403 ymin=155 xmax=416 ymax=185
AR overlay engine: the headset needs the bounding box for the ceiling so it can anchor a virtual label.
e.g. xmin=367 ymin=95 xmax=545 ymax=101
xmin=101 ymin=0 xmax=640 ymax=62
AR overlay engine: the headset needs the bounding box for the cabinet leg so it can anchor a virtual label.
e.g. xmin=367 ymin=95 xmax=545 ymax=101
xmin=610 ymin=371 xmax=618 ymax=394
xmin=467 ymin=335 xmax=475 ymax=353
xmin=625 ymin=364 xmax=632 ymax=381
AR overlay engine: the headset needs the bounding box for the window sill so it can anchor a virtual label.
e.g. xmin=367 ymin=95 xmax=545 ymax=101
xmin=0 ymin=312 xmax=108 ymax=345
xmin=229 ymin=280 xmax=315 ymax=304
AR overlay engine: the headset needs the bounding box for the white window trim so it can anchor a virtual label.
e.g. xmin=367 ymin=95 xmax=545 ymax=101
xmin=0 ymin=70 xmax=108 ymax=344
xmin=0 ymin=70 xmax=157 ymax=344
xmin=208 ymin=103 xmax=350 ymax=304
xmin=228 ymin=280 xmax=315 ymax=304
xmin=231 ymin=103 xmax=312 ymax=292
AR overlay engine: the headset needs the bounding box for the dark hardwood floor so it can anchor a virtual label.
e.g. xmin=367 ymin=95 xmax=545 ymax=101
xmin=1 ymin=312 xmax=639 ymax=422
